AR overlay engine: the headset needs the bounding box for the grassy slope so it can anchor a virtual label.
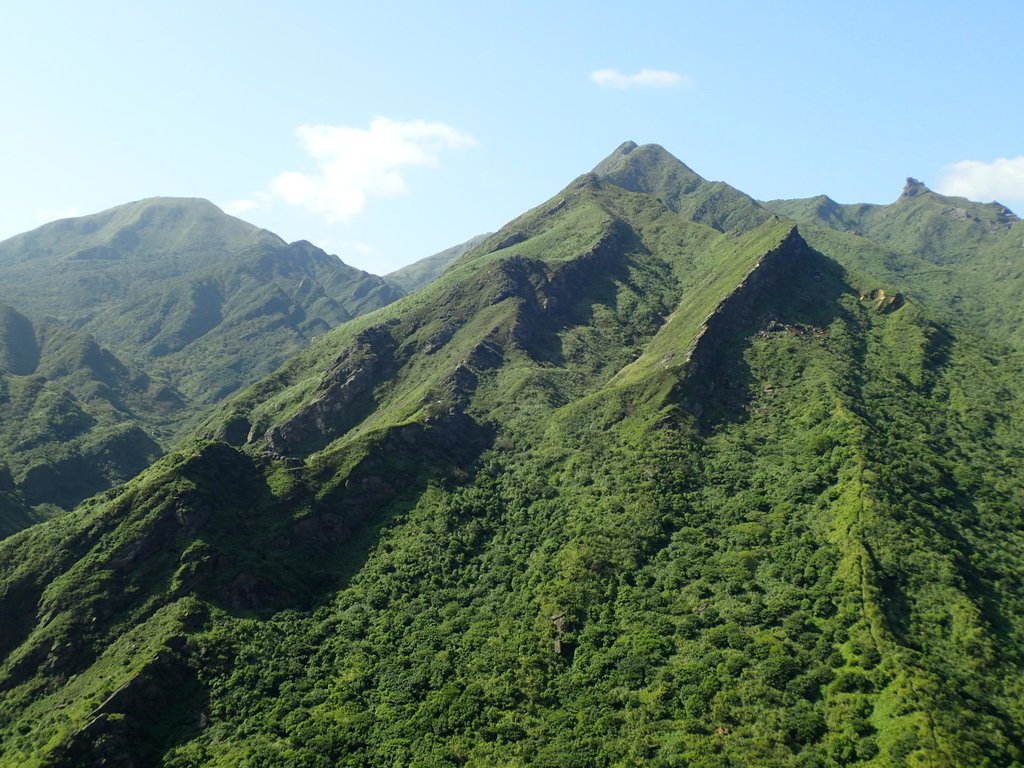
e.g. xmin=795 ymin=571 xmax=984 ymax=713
xmin=763 ymin=184 xmax=1024 ymax=349
xmin=0 ymin=148 xmax=1021 ymax=766
xmin=0 ymin=305 xmax=184 ymax=512
xmin=0 ymin=199 xmax=405 ymax=527
xmin=384 ymin=234 xmax=492 ymax=295
xmin=0 ymin=198 xmax=402 ymax=403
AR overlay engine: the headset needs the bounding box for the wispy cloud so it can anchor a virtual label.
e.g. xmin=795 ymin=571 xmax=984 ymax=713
xmin=937 ymin=156 xmax=1024 ymax=203
xmin=251 ymin=117 xmax=476 ymax=223
xmin=223 ymin=193 xmax=269 ymax=217
xmin=226 ymin=118 xmax=475 ymax=224
xmin=590 ymin=68 xmax=691 ymax=90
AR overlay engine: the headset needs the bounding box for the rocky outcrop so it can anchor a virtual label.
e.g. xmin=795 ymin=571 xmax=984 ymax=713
xmin=498 ymin=220 xmax=638 ymax=357
xmin=677 ymin=226 xmax=827 ymax=419
xmin=262 ymin=325 xmax=396 ymax=457
xmin=860 ymin=288 xmax=905 ymax=314
xmin=899 ymin=177 xmax=930 ymax=201
xmin=488 ymin=231 xmax=526 ymax=253
xmin=40 ymin=640 xmax=204 ymax=768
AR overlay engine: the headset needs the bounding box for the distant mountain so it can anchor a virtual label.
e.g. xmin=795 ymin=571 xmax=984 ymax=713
xmin=0 ymin=199 xmax=405 ymax=524
xmin=1 ymin=145 xmax=1022 ymax=766
xmin=384 ymin=233 xmax=492 ymax=294
xmin=0 ymin=198 xmax=403 ymax=403
xmin=764 ymin=180 xmax=1024 ymax=348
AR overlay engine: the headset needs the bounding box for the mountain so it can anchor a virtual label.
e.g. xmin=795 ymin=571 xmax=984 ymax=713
xmin=0 ymin=304 xmax=180 ymax=513
xmin=384 ymin=233 xmax=492 ymax=294
xmin=763 ymin=180 xmax=1024 ymax=348
xmin=0 ymin=198 xmax=403 ymax=403
xmin=0 ymin=145 xmax=1022 ymax=767
xmin=0 ymin=199 xmax=405 ymax=522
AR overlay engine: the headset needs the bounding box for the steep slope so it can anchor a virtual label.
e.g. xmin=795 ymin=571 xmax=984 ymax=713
xmin=764 ymin=181 xmax=1024 ymax=348
xmin=0 ymin=146 xmax=1022 ymax=767
xmin=0 ymin=468 xmax=40 ymax=539
xmin=594 ymin=140 xmax=773 ymax=233
xmin=0 ymin=198 xmax=403 ymax=402
xmin=384 ymin=233 xmax=492 ymax=294
xmin=0 ymin=305 xmax=179 ymax=511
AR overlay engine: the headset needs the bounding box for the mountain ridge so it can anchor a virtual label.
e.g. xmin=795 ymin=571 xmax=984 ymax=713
xmin=0 ymin=143 xmax=1022 ymax=766
xmin=763 ymin=178 xmax=1024 ymax=348
xmin=0 ymin=198 xmax=408 ymax=523
xmin=0 ymin=197 xmax=403 ymax=403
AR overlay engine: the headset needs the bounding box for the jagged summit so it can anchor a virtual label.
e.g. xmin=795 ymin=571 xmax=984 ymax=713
xmin=898 ymin=176 xmax=931 ymax=201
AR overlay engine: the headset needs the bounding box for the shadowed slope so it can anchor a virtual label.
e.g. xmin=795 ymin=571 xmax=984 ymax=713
xmin=0 ymin=146 xmax=1022 ymax=766
xmin=764 ymin=180 xmax=1024 ymax=348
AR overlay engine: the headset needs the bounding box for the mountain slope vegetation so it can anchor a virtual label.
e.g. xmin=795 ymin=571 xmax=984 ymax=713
xmin=384 ymin=233 xmax=492 ymax=295
xmin=0 ymin=304 xmax=181 ymax=513
xmin=0 ymin=145 xmax=1022 ymax=767
xmin=0 ymin=199 xmax=406 ymax=522
xmin=763 ymin=180 xmax=1024 ymax=349
xmin=0 ymin=198 xmax=402 ymax=403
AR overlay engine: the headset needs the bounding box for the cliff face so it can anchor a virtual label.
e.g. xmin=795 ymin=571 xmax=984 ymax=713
xmin=676 ymin=226 xmax=846 ymax=422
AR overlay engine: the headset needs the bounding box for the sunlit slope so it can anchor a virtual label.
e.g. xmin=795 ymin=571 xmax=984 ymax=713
xmin=0 ymin=145 xmax=1021 ymax=766
xmin=765 ymin=180 xmax=1024 ymax=348
xmin=0 ymin=198 xmax=402 ymax=403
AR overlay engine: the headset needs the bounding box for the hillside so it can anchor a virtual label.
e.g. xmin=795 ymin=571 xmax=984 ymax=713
xmin=384 ymin=233 xmax=492 ymax=294
xmin=0 ymin=145 xmax=1022 ymax=766
xmin=0 ymin=198 xmax=403 ymax=403
xmin=0 ymin=199 xmax=406 ymax=524
xmin=763 ymin=181 xmax=1024 ymax=348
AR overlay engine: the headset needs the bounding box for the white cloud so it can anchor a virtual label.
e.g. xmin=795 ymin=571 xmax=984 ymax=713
xmin=267 ymin=117 xmax=476 ymax=222
xmin=590 ymin=68 xmax=691 ymax=89
xmin=937 ymin=156 xmax=1024 ymax=203
xmin=223 ymin=198 xmax=260 ymax=216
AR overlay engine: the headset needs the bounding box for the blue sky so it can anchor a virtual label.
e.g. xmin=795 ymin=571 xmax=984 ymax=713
xmin=3 ymin=1 xmax=1022 ymax=273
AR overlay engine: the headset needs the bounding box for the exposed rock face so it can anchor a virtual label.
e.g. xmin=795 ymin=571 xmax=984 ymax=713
xmin=676 ymin=227 xmax=829 ymax=420
xmin=488 ymin=231 xmax=526 ymax=253
xmin=262 ymin=326 xmax=397 ymax=457
xmin=287 ymin=411 xmax=490 ymax=550
xmin=943 ymin=206 xmax=971 ymax=222
xmin=39 ymin=641 xmax=203 ymax=768
xmin=495 ymin=219 xmax=638 ymax=358
xmin=899 ymin=177 xmax=930 ymax=200
xmin=861 ymin=288 xmax=905 ymax=313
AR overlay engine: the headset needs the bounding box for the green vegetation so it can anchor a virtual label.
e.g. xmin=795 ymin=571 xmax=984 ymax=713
xmin=385 ymin=234 xmax=492 ymax=294
xmin=0 ymin=199 xmax=405 ymax=522
xmin=763 ymin=180 xmax=1024 ymax=349
xmin=0 ymin=198 xmax=402 ymax=403
xmin=0 ymin=305 xmax=177 ymax=512
xmin=0 ymin=144 xmax=1022 ymax=766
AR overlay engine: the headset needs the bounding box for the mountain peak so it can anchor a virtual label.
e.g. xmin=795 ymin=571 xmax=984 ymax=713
xmin=592 ymin=142 xmax=705 ymax=201
xmin=899 ymin=177 xmax=931 ymax=200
